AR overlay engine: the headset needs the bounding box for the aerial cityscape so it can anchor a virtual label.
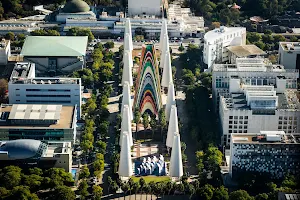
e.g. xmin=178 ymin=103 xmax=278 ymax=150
xmin=0 ymin=0 xmax=299 ymax=199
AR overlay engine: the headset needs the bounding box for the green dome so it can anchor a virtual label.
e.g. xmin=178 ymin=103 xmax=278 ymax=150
xmin=63 ymin=0 xmax=90 ymax=13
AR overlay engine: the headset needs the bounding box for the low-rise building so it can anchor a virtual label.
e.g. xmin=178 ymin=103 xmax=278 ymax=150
xmin=128 ymin=0 xmax=162 ymax=17
xmin=20 ymin=36 xmax=88 ymax=76
xmin=212 ymin=58 xmax=300 ymax=146
xmin=229 ymin=131 xmax=300 ymax=179
xmin=0 ymin=39 xmax=11 ymax=65
xmin=0 ymin=104 xmax=77 ymax=143
xmin=203 ymin=26 xmax=246 ymax=69
xmin=8 ymin=62 xmax=82 ymax=118
xmin=279 ymin=42 xmax=300 ymax=76
xmin=0 ymin=139 xmax=72 ymax=172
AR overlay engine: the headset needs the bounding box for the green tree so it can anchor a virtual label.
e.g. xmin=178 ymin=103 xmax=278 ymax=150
xmin=132 ymin=182 xmax=140 ymax=200
xmin=0 ymin=165 xmax=22 ymax=189
xmin=8 ymin=186 xmax=38 ymax=200
xmin=0 ymin=187 xmax=9 ymax=199
xmin=78 ymin=180 xmax=89 ymax=199
xmin=121 ymin=183 xmax=129 ymax=199
xmin=95 ymin=140 xmax=107 ymax=154
xmin=44 ymin=168 xmax=74 ymax=188
xmin=23 ymin=174 xmax=43 ymax=191
xmin=67 ymin=27 xmax=94 ymax=42
xmin=229 ymin=190 xmax=254 ymax=200
xmin=92 ymin=185 xmax=103 ymax=200
xmin=47 ymin=29 xmax=60 ymax=36
xmin=198 ymin=184 xmax=214 ymax=200
xmin=158 ymin=109 xmax=167 ymax=137
xmin=134 ymin=108 xmax=141 ymax=135
xmin=142 ymin=113 xmax=150 ymax=130
xmin=104 ymin=41 xmax=114 ymax=49
xmin=255 ymin=193 xmax=268 ymax=200
xmin=247 ymin=32 xmax=262 ymax=43
xmin=0 ymin=79 xmax=8 ymax=102
xmin=178 ymin=44 xmax=185 ymax=52
xmin=213 ymin=186 xmax=229 ymax=200
xmin=79 ymin=165 xmax=90 ymax=179
xmin=182 ymin=69 xmax=196 ymax=85
xmin=28 ymin=167 xmax=43 ymax=176
xmin=290 ymin=36 xmax=299 ymax=42
xmin=4 ymin=32 xmax=14 ymax=41
xmin=53 ymin=185 xmax=76 ymax=200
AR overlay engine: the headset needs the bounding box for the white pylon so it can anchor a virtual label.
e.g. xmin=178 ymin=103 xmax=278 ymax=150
xmin=159 ymin=34 xmax=169 ymax=69
xmin=166 ymin=105 xmax=179 ymax=148
xmin=161 ymin=51 xmax=173 ymax=88
xmin=159 ymin=19 xmax=168 ymax=50
xmin=120 ymin=105 xmax=133 ymax=147
xmin=169 ymin=132 xmax=183 ymax=178
xmin=118 ymin=131 xmax=133 ymax=177
xmin=121 ymin=81 xmax=133 ymax=121
xmin=165 ymin=82 xmax=176 ymax=121
xmin=124 ymin=33 xmax=133 ymax=52
xmin=122 ymin=51 xmax=133 ymax=86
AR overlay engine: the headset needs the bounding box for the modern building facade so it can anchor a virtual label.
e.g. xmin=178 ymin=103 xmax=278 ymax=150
xmin=8 ymin=62 xmax=82 ymax=118
xmin=128 ymin=0 xmax=162 ymax=16
xmin=0 ymin=104 xmax=77 ymax=143
xmin=229 ymin=131 xmax=300 ymax=179
xmin=212 ymin=58 xmax=300 ymax=146
xmin=20 ymin=36 xmax=88 ymax=76
xmin=203 ymin=26 xmax=246 ymax=69
xmin=0 ymin=139 xmax=72 ymax=172
xmin=0 ymin=39 xmax=11 ymax=65
xmin=279 ymin=42 xmax=300 ymax=76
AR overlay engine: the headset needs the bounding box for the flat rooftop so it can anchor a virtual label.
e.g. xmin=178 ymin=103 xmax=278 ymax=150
xmin=232 ymin=132 xmax=300 ymax=144
xmin=227 ymin=45 xmax=266 ymax=57
xmin=222 ymin=90 xmax=300 ymax=110
xmin=280 ymin=42 xmax=300 ymax=51
xmin=0 ymin=104 xmax=75 ymax=129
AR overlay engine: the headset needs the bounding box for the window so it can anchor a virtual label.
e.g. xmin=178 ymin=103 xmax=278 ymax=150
xmin=234 ymin=116 xmax=238 ymax=119
xmin=244 ymin=121 xmax=248 ymax=124
xmin=239 ymin=116 xmax=243 ymax=119
xmin=15 ymin=89 xmax=20 ymax=91
xmin=229 ymin=116 xmax=233 ymax=119
xmin=229 ymin=125 xmax=232 ymax=129
xmin=16 ymin=100 xmax=20 ymax=102
xmin=16 ymin=94 xmax=20 ymax=96
xmin=234 ymin=125 xmax=237 ymax=129
xmin=229 ymin=130 xmax=232 ymax=133
xmin=229 ymin=121 xmax=232 ymax=124
xmin=239 ymin=126 xmax=242 ymax=129
xmin=245 ymin=116 xmax=248 ymax=119
xmin=279 ymin=116 xmax=283 ymax=120
xmin=244 ymin=126 xmax=247 ymax=129
xmin=234 ymin=121 xmax=238 ymax=124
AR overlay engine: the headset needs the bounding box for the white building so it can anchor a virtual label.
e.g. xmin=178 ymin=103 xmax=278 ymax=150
xmin=212 ymin=58 xmax=300 ymax=146
xmin=278 ymin=42 xmax=300 ymax=75
xmin=203 ymin=26 xmax=246 ymax=69
xmin=0 ymin=39 xmax=11 ymax=65
xmin=229 ymin=131 xmax=300 ymax=179
xmin=128 ymin=0 xmax=162 ymax=16
xmin=8 ymin=62 xmax=82 ymax=118
xmin=226 ymin=45 xmax=266 ymax=64
xmin=20 ymin=36 xmax=88 ymax=76
xmin=0 ymin=139 xmax=72 ymax=172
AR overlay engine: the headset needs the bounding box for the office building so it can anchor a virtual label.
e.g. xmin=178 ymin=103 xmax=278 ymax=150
xmin=20 ymin=36 xmax=88 ymax=76
xmin=212 ymin=58 xmax=300 ymax=146
xmin=229 ymin=131 xmax=300 ymax=179
xmin=128 ymin=0 xmax=162 ymax=16
xmin=0 ymin=104 xmax=77 ymax=143
xmin=8 ymin=62 xmax=82 ymax=118
xmin=0 ymin=139 xmax=72 ymax=172
xmin=0 ymin=39 xmax=11 ymax=65
xmin=279 ymin=42 xmax=300 ymax=75
xmin=203 ymin=26 xmax=246 ymax=69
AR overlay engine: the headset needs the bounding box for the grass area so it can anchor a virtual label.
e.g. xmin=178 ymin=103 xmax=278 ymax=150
xmin=131 ymin=176 xmax=170 ymax=183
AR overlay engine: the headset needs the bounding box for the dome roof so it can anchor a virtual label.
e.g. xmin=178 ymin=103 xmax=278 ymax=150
xmin=0 ymin=139 xmax=47 ymax=160
xmin=62 ymin=0 xmax=90 ymax=13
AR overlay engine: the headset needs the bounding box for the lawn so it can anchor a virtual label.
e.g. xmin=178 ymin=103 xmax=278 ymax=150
xmin=131 ymin=176 xmax=170 ymax=183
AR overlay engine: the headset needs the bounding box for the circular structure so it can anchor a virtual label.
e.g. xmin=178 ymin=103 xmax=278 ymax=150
xmin=62 ymin=0 xmax=90 ymax=13
xmin=0 ymin=139 xmax=47 ymax=160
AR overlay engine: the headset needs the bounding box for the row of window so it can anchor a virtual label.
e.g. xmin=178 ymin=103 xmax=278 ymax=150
xmin=25 ymin=89 xmax=71 ymax=92
xmin=26 ymin=95 xmax=71 ymax=98
xmin=26 ymin=100 xmax=71 ymax=103
xmin=229 ymin=125 xmax=248 ymax=129
xmin=229 ymin=121 xmax=248 ymax=125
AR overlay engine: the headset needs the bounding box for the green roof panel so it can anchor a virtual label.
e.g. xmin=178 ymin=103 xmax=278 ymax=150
xmin=21 ymin=36 xmax=88 ymax=57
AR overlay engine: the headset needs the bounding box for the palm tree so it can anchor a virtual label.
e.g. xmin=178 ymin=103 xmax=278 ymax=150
xmin=121 ymin=183 xmax=129 ymax=200
xmin=132 ymin=182 xmax=140 ymax=200
xmin=165 ymin=181 xmax=173 ymax=195
xmin=144 ymin=185 xmax=151 ymax=200
xmin=149 ymin=181 xmax=156 ymax=200
xmin=134 ymin=108 xmax=141 ymax=139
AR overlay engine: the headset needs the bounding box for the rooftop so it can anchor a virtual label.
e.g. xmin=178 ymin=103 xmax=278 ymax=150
xmin=62 ymin=0 xmax=90 ymax=13
xmin=204 ymin=26 xmax=246 ymax=41
xmin=232 ymin=131 xmax=300 ymax=144
xmin=0 ymin=104 xmax=75 ymax=129
xmin=21 ymin=36 xmax=88 ymax=57
xmin=280 ymin=42 xmax=300 ymax=51
xmin=227 ymin=45 xmax=266 ymax=58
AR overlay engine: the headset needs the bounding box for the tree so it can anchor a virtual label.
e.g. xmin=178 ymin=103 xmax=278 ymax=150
xmin=44 ymin=168 xmax=74 ymax=188
xmin=290 ymin=36 xmax=298 ymax=42
xmin=4 ymin=32 xmax=14 ymax=41
xmin=67 ymin=27 xmax=95 ymax=42
xmin=255 ymin=193 xmax=268 ymax=200
xmin=8 ymin=186 xmax=38 ymax=200
xmin=92 ymin=185 xmax=103 ymax=200
xmin=121 ymin=183 xmax=129 ymax=199
xmin=28 ymin=167 xmax=43 ymax=176
xmin=186 ymin=183 xmax=195 ymax=199
xmin=78 ymin=180 xmax=89 ymax=199
xmin=158 ymin=109 xmax=167 ymax=138
xmin=105 ymin=41 xmax=114 ymax=49
xmin=132 ymin=182 xmax=140 ymax=200
xmin=142 ymin=113 xmax=150 ymax=130
xmin=0 ymin=165 xmax=22 ymax=189
xmin=229 ymin=190 xmax=254 ymax=200
xmin=95 ymin=140 xmax=107 ymax=154
xmin=178 ymin=44 xmax=185 ymax=52
xmin=134 ymin=108 xmax=141 ymax=136
xmin=182 ymin=69 xmax=196 ymax=85
xmin=53 ymin=185 xmax=76 ymax=200
xmin=47 ymin=29 xmax=60 ymax=36
xmin=79 ymin=165 xmax=90 ymax=179
xmin=213 ymin=186 xmax=229 ymax=200
xmin=0 ymin=79 xmax=8 ymax=102
xmin=23 ymin=174 xmax=43 ymax=191
xmin=247 ymin=32 xmax=262 ymax=44
xmin=198 ymin=184 xmax=214 ymax=200
xmin=0 ymin=187 xmax=9 ymax=199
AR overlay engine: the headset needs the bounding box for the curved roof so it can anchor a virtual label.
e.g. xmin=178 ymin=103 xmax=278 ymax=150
xmin=0 ymin=139 xmax=46 ymax=159
xmin=62 ymin=0 xmax=90 ymax=13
